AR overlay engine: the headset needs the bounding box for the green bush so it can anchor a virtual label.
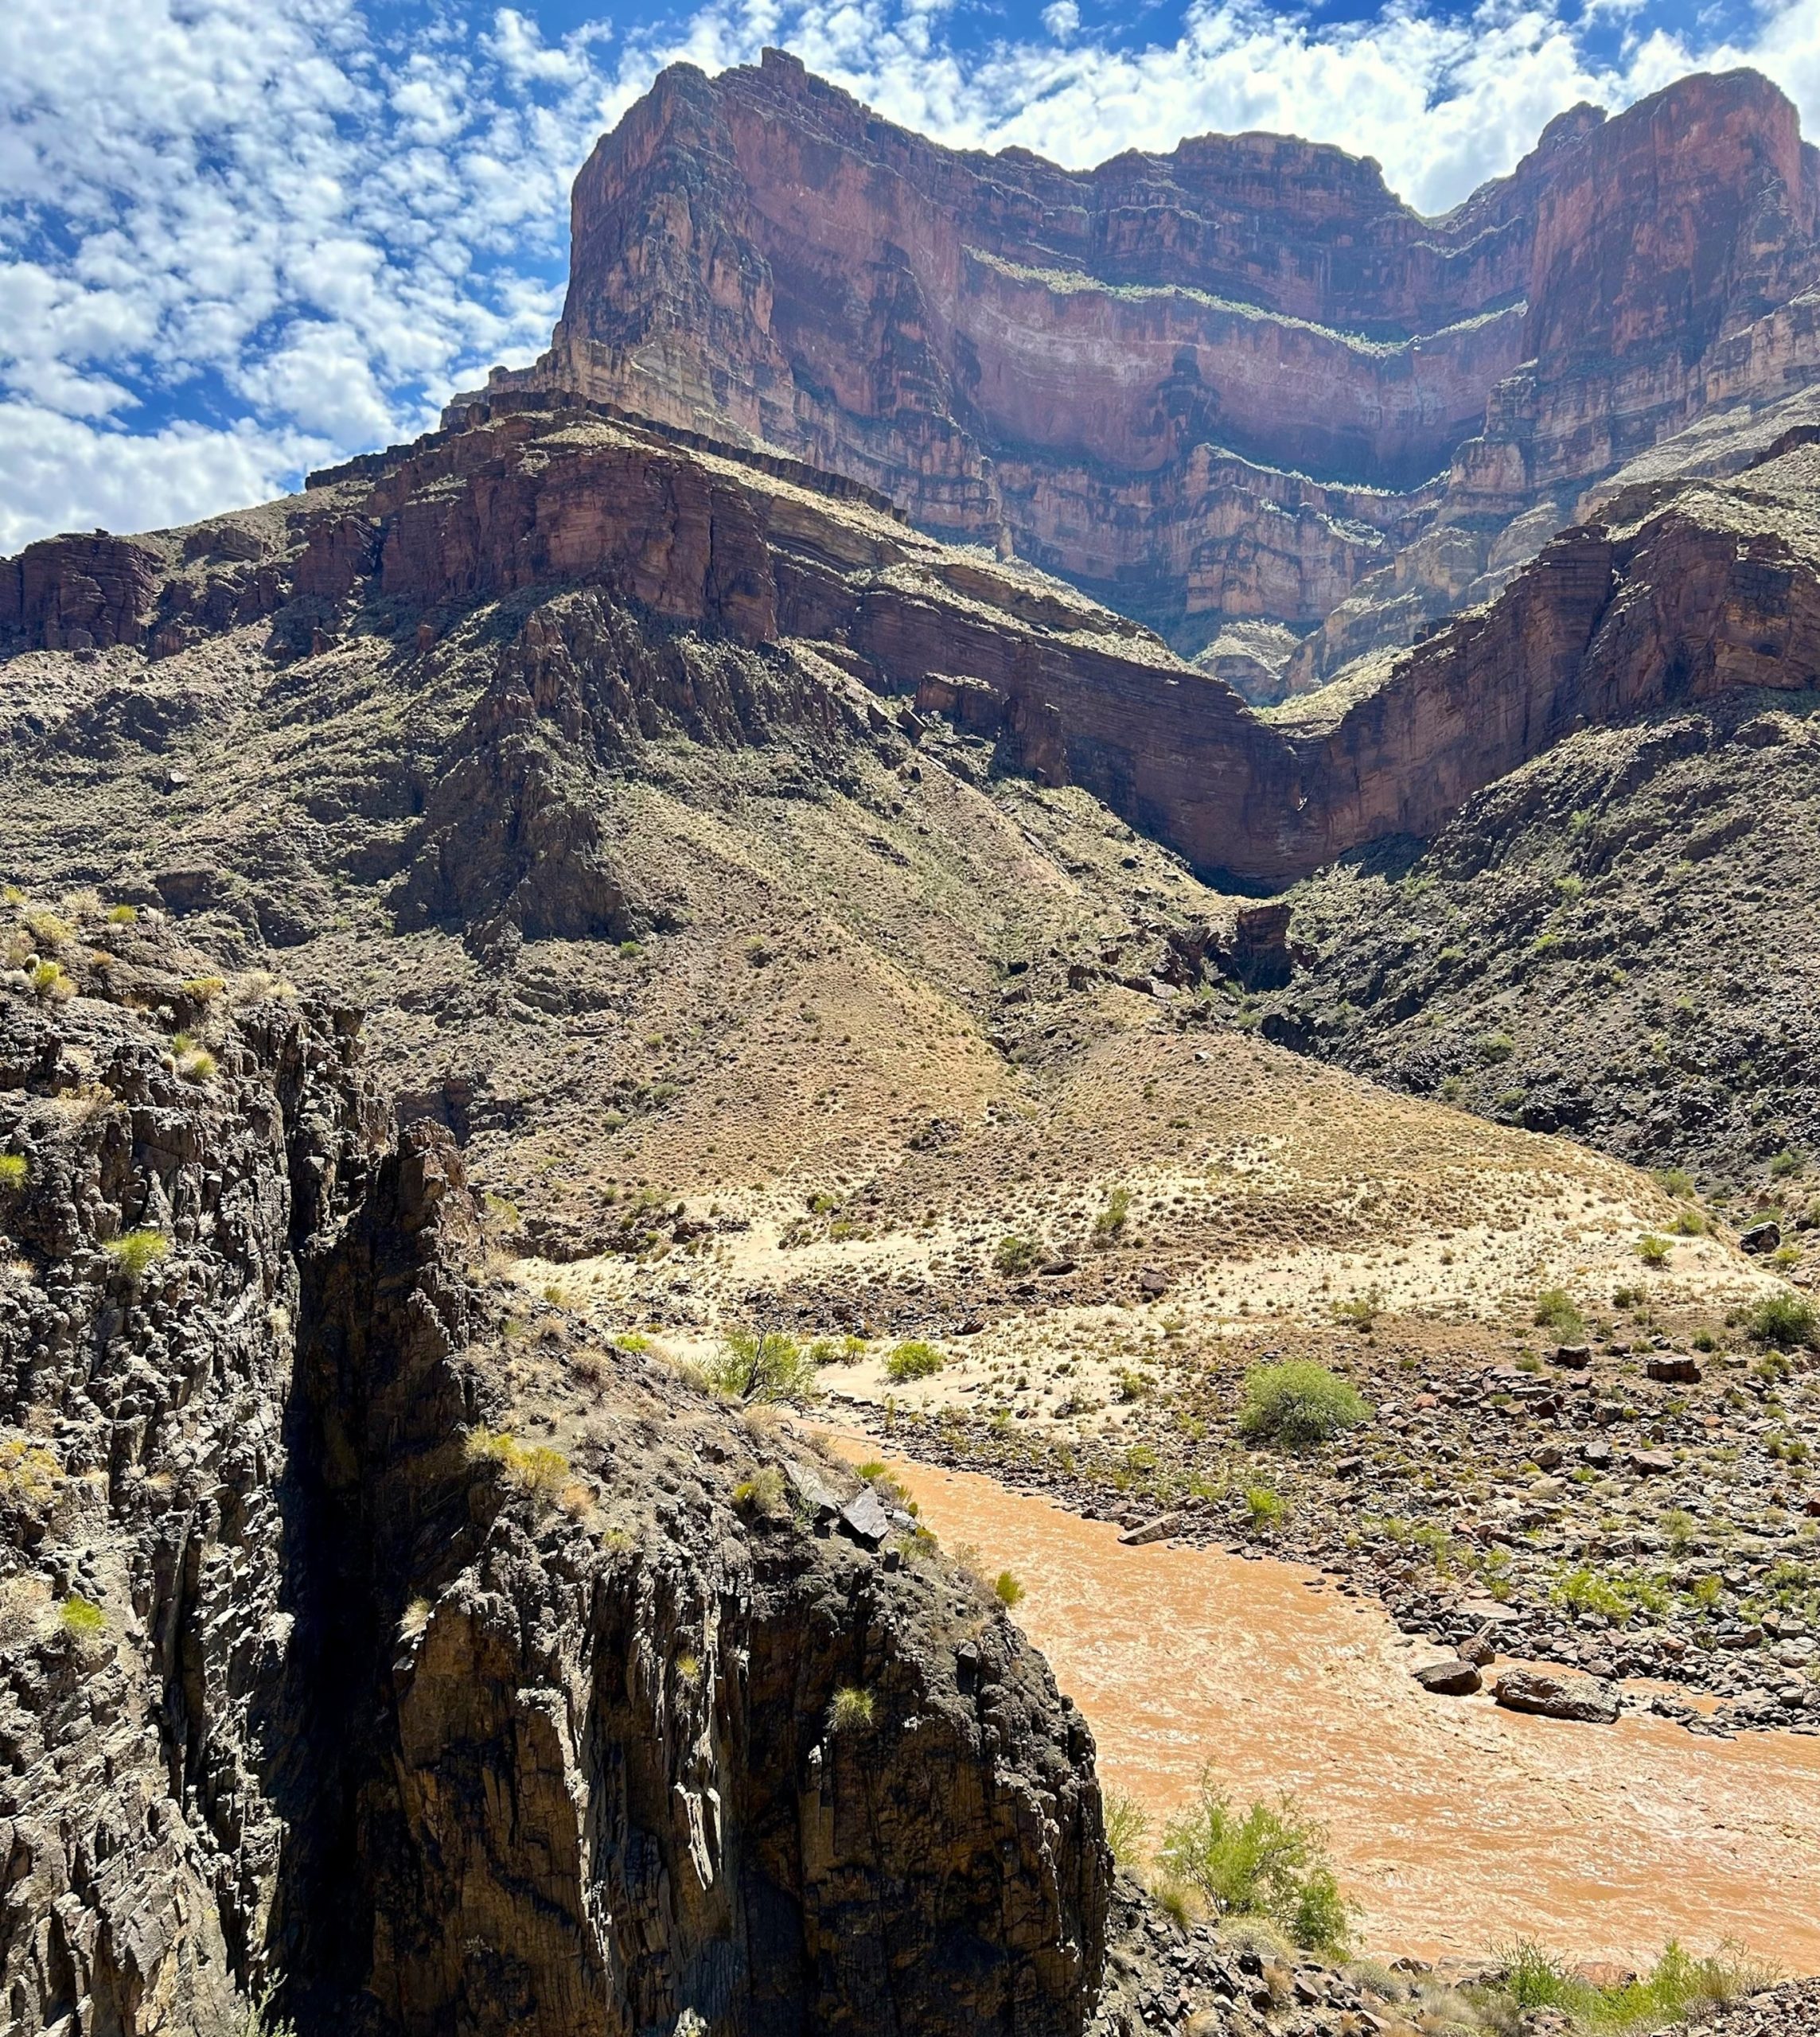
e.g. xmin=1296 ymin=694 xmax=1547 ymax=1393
xmin=1492 ymin=1938 xmax=1777 ymax=2032
xmin=60 ymin=1595 xmax=105 ymax=1639
xmin=993 ymin=1568 xmax=1025 ymax=1608
xmin=829 ymin=1685 xmax=874 ymax=1731
xmin=885 ymin=1340 xmax=944 ymax=1382
xmin=1244 ymin=1485 xmax=1287 ymax=1531
xmin=707 ymin=1330 xmax=820 ymax=1404
xmin=1746 ymin=1291 xmax=1818 ymax=1351
xmin=1636 ymin=1233 xmax=1671 ymax=1268
xmin=1770 ymin=1149 xmax=1803 ymax=1179
xmin=106 ymin=1229 xmax=170 ymax=1279
xmin=993 ymin=1233 xmax=1039 ymax=1276
xmin=1090 ymin=1186 xmax=1132 ymax=1245
xmin=1534 ymin=1287 xmax=1585 ymax=1336
xmin=1159 ymin=1774 xmax=1350 ymax=1954
xmin=1237 ymin=1362 xmax=1367 ymax=1447
xmin=1102 ymin=1788 xmax=1151 ymax=1864
xmin=732 ymin=1466 xmax=789 ymax=1521
xmin=0 ymin=1155 xmax=25 ymax=1192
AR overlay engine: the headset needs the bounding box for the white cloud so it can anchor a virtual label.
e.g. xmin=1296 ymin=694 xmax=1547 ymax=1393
xmin=1 ymin=0 xmax=1817 ymax=551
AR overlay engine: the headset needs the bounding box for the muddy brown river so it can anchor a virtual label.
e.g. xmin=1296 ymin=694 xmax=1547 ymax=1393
xmin=833 ymin=1443 xmax=1820 ymax=1972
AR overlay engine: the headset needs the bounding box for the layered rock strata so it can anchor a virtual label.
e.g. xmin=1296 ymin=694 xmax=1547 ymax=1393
xmin=461 ymin=53 xmax=1820 ymax=674
xmin=5 ymin=404 xmax=1818 ymax=895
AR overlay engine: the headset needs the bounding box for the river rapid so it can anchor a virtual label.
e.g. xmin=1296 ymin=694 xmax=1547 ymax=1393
xmin=832 ymin=1442 xmax=1820 ymax=1973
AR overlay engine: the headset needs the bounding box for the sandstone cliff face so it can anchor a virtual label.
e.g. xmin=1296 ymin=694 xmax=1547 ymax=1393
xmin=463 ymin=54 xmax=1820 ymax=665
xmin=6 ymin=400 xmax=1817 ymax=898
xmin=0 ymin=905 xmax=1107 ymax=2035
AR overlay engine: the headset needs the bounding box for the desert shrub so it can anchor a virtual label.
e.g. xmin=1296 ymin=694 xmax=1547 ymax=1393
xmin=1654 ymin=1167 xmax=1696 ymax=1198
xmin=106 ymin=1229 xmax=170 ymax=1279
xmin=1244 ymin=1485 xmax=1287 ymax=1531
xmin=463 ymin=1427 xmax=570 ymax=1504
xmin=29 ymin=960 xmax=72 ymax=1003
xmin=1534 ymin=1287 xmax=1584 ymax=1336
xmin=1770 ymin=1149 xmax=1804 ymax=1178
xmin=1477 ymin=1030 xmax=1516 ymax=1063
xmin=1091 ymin=1186 xmax=1132 ymax=1245
xmin=105 ymin=903 xmax=138 ymax=925
xmin=181 ymin=976 xmax=226 ymax=1002
xmin=1491 ymin=1938 xmax=1778 ymax=2032
xmin=0 ymin=1154 xmax=25 ymax=1191
xmin=1636 ymin=1233 xmax=1671 ymax=1268
xmin=1159 ymin=1775 xmax=1350 ymax=1954
xmin=885 ymin=1339 xmax=944 ymax=1382
xmin=177 ymin=1045 xmax=216 ymax=1082
xmin=1746 ymin=1291 xmax=1818 ymax=1351
xmin=829 ymin=1685 xmax=874 ymax=1731
xmin=993 ymin=1233 xmax=1039 ymax=1276
xmin=1671 ymin=1209 xmax=1706 ymax=1235
xmin=1331 ymin=1286 xmax=1381 ymax=1329
xmin=398 ymin=1597 xmax=432 ymax=1643
xmin=993 ymin=1568 xmax=1025 ymax=1608
xmin=1112 ymin=1365 xmax=1152 ymax=1403
xmin=707 ymin=1329 xmax=820 ymax=1404
xmin=60 ymin=1594 xmax=105 ymax=1640
xmin=23 ymin=909 xmax=71 ymax=949
xmin=1237 ymin=1362 xmax=1366 ymax=1447
xmin=1661 ymin=1507 xmax=1697 ymax=1555
xmin=0 ymin=1439 xmax=60 ymax=1508
xmin=732 ymin=1466 xmax=789 ymax=1520
xmin=1103 ymin=1788 xmax=1151 ymax=1864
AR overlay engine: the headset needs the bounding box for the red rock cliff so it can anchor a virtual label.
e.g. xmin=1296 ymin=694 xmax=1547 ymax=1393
xmin=462 ymin=56 xmax=1820 ymax=668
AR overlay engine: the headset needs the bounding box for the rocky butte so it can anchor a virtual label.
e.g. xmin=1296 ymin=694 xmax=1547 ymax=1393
xmin=466 ymin=53 xmax=1820 ymax=699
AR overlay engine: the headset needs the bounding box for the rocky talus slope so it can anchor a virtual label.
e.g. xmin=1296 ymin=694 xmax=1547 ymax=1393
xmin=464 ymin=54 xmax=1820 ymax=690
xmin=1261 ymin=436 xmax=1820 ymax=1180
xmin=0 ymin=906 xmax=1108 ymax=2035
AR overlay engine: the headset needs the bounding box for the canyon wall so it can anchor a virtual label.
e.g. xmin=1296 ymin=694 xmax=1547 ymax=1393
xmin=0 ymin=920 xmax=1108 ymax=2034
xmin=8 ymin=399 xmax=1817 ymax=894
xmin=461 ymin=54 xmax=1820 ymax=671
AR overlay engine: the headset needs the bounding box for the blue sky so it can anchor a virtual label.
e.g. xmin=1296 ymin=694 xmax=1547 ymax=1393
xmin=1 ymin=0 xmax=1815 ymax=550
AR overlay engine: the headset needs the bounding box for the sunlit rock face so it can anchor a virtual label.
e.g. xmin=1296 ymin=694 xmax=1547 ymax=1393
xmin=460 ymin=53 xmax=1820 ymax=687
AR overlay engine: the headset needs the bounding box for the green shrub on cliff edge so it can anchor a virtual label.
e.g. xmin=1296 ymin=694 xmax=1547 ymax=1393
xmin=1237 ymin=1361 xmax=1366 ymax=1447
xmin=1491 ymin=1937 xmax=1777 ymax=2031
xmin=1746 ymin=1291 xmax=1818 ymax=1350
xmin=106 ymin=1229 xmax=169 ymax=1279
xmin=1159 ymin=1773 xmax=1350 ymax=1955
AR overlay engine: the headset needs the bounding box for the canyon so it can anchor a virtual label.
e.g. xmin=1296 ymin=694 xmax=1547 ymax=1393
xmin=2 ymin=46 xmax=1819 ymax=2037
xmin=468 ymin=53 xmax=1820 ymax=695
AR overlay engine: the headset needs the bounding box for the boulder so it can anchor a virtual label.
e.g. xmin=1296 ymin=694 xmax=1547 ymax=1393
xmin=1551 ymin=1344 xmax=1592 ymax=1368
xmin=1740 ymin=1221 xmax=1783 ymax=1254
xmin=1118 ymin=1513 xmax=1182 ymax=1547
xmin=1645 ymin=1354 xmax=1702 ymax=1384
xmin=1494 ymin=1669 xmax=1621 ymax=1723
xmin=1414 ymin=1657 xmax=1483 ymax=1696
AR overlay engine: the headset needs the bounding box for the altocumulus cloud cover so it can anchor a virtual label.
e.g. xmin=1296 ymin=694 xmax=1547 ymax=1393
xmin=1 ymin=0 xmax=1817 ymax=550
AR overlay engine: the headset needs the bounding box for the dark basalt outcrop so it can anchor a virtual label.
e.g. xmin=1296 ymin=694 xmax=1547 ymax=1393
xmin=0 ymin=912 xmax=1108 ymax=2034
xmin=460 ymin=53 xmax=1820 ymax=676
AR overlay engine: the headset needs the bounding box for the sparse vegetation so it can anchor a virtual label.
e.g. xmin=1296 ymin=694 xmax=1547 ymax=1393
xmin=0 ymin=1439 xmax=60 ymax=1508
xmin=731 ymin=1466 xmax=789 ymax=1520
xmin=829 ymin=1685 xmax=875 ymax=1731
xmin=1491 ymin=1937 xmax=1777 ymax=2032
xmin=1103 ymin=1788 xmax=1151 ymax=1864
xmin=992 ymin=1568 xmax=1025 ymax=1608
xmin=0 ymin=1155 xmax=25 ymax=1192
xmin=707 ymin=1329 xmax=820 ymax=1404
xmin=1635 ymin=1233 xmax=1671 ymax=1268
xmin=993 ymin=1233 xmax=1039 ymax=1276
xmin=1745 ymin=1291 xmax=1818 ymax=1351
xmin=1159 ymin=1774 xmax=1350 ymax=1954
xmin=462 ymin=1427 xmax=571 ymax=1505
xmin=1090 ymin=1186 xmax=1132 ymax=1245
xmin=29 ymin=959 xmax=72 ymax=1003
xmin=885 ymin=1339 xmax=945 ymax=1382
xmin=60 ymin=1594 xmax=106 ymax=1640
xmin=106 ymin=1229 xmax=170 ymax=1279
xmin=1534 ymin=1287 xmax=1585 ymax=1337
xmin=1237 ymin=1362 xmax=1367 ymax=1447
